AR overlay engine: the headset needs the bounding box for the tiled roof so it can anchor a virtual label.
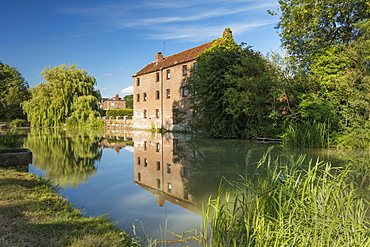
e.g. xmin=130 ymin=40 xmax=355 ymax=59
xmin=133 ymin=41 xmax=214 ymax=76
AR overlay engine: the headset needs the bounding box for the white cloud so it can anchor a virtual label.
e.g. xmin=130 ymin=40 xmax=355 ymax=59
xmin=94 ymin=86 xmax=108 ymax=91
xmin=104 ymin=73 xmax=113 ymax=76
xmin=120 ymin=86 xmax=133 ymax=95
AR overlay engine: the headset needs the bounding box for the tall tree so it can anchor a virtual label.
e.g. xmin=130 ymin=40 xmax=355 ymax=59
xmin=22 ymin=64 xmax=101 ymax=127
xmin=0 ymin=62 xmax=30 ymax=121
xmin=275 ymin=0 xmax=370 ymax=68
xmin=188 ymin=43 xmax=276 ymax=138
xmin=124 ymin=94 xmax=133 ymax=109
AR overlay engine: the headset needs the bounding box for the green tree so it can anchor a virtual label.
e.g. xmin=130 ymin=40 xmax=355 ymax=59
xmin=0 ymin=62 xmax=30 ymax=121
xmin=275 ymin=0 xmax=370 ymax=68
xmin=22 ymin=64 xmax=101 ymax=127
xmin=124 ymin=94 xmax=133 ymax=109
xmin=188 ymin=44 xmax=277 ymax=139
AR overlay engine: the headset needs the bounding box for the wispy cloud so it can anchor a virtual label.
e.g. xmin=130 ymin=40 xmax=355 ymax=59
xmin=104 ymin=73 xmax=113 ymax=76
xmin=64 ymin=0 xmax=279 ymax=42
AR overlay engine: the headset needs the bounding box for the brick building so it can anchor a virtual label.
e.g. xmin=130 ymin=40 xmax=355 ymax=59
xmin=100 ymin=93 xmax=126 ymax=110
xmin=132 ymin=40 xmax=217 ymax=131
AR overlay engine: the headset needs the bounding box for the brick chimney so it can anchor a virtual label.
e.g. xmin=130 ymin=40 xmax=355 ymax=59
xmin=115 ymin=93 xmax=120 ymax=101
xmin=156 ymin=52 xmax=164 ymax=64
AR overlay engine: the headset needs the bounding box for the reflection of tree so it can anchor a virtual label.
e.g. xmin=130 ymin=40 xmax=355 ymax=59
xmin=25 ymin=128 xmax=103 ymax=188
xmin=175 ymin=138 xmax=282 ymax=203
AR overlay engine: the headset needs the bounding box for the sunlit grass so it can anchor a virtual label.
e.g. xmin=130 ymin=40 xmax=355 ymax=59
xmin=0 ymin=166 xmax=140 ymax=246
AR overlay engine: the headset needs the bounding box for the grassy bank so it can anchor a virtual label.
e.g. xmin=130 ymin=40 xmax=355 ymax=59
xmin=0 ymin=166 xmax=140 ymax=247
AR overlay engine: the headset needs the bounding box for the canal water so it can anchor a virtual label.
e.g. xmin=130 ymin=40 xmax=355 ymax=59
xmin=24 ymin=128 xmax=370 ymax=246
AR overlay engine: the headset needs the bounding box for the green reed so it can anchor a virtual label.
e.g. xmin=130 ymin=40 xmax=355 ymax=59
xmin=282 ymin=120 xmax=331 ymax=148
xmin=202 ymin=150 xmax=370 ymax=246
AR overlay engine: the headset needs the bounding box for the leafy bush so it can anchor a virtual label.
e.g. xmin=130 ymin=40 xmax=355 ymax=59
xmin=106 ymin=109 xmax=133 ymax=117
xmin=10 ymin=119 xmax=26 ymax=127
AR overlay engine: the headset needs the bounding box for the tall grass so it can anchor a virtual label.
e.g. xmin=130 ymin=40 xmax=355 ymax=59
xmin=282 ymin=120 xmax=330 ymax=148
xmin=202 ymin=149 xmax=370 ymax=246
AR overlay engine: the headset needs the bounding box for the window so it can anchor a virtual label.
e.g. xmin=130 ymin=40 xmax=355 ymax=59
xmin=144 ymin=158 xmax=148 ymax=167
xmin=137 ymin=157 xmax=141 ymax=165
xmin=137 ymin=94 xmax=140 ymax=102
xmin=143 ymin=92 xmax=147 ymax=101
xmin=184 ymin=188 xmax=189 ymax=199
xmin=156 ymin=109 xmax=160 ymax=118
xmin=156 ymin=143 xmax=160 ymax=152
xmin=182 ymin=86 xmax=188 ymax=97
xmin=157 ymin=179 xmax=161 ymax=189
xmin=143 ymin=109 xmax=147 ymax=118
xmin=136 ymin=78 xmax=140 ymax=86
xmin=183 ymin=167 xmax=189 ymax=178
xmin=166 ymin=69 xmax=170 ymax=79
xmin=166 ymin=89 xmax=170 ymax=98
xmin=156 ymin=161 xmax=161 ymax=170
xmin=155 ymin=90 xmax=160 ymax=100
xmin=144 ymin=141 xmax=147 ymax=150
xmin=156 ymin=72 xmax=160 ymax=82
xmin=167 ymin=164 xmax=172 ymax=174
xmin=137 ymin=173 xmax=141 ymax=181
xmin=111 ymin=102 xmax=115 ymax=106
xmin=167 ymin=183 xmax=172 ymax=193
xmin=182 ymin=65 xmax=187 ymax=76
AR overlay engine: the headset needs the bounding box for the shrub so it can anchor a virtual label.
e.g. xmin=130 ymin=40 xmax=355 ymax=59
xmin=106 ymin=109 xmax=133 ymax=117
xmin=10 ymin=119 xmax=26 ymax=127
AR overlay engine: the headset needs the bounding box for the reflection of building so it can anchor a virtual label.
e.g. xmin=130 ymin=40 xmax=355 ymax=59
xmin=99 ymin=130 xmax=134 ymax=153
xmin=133 ymin=132 xmax=200 ymax=214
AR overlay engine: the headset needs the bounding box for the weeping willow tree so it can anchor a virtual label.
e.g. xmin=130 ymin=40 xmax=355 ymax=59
xmin=22 ymin=64 xmax=101 ymax=127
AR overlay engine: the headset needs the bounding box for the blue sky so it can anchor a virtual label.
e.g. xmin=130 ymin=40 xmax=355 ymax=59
xmin=1 ymin=0 xmax=281 ymax=98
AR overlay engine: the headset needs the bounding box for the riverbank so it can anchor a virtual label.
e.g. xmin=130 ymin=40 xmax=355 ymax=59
xmin=0 ymin=165 xmax=140 ymax=247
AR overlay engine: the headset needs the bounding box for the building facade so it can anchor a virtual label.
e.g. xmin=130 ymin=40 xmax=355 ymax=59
xmin=132 ymin=41 xmax=214 ymax=131
xmin=100 ymin=93 xmax=126 ymax=110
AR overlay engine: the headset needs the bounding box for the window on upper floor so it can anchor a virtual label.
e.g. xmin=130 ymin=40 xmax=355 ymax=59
xmin=136 ymin=94 xmax=140 ymax=102
xmin=156 ymin=142 xmax=160 ymax=152
xmin=182 ymin=65 xmax=187 ymax=76
xmin=137 ymin=172 xmax=141 ymax=181
xmin=166 ymin=89 xmax=170 ymax=98
xmin=167 ymin=164 xmax=172 ymax=174
xmin=166 ymin=69 xmax=170 ymax=79
xmin=143 ymin=109 xmax=147 ymax=118
xmin=143 ymin=92 xmax=147 ymax=101
xmin=136 ymin=78 xmax=140 ymax=86
xmin=155 ymin=90 xmax=160 ymax=100
xmin=182 ymin=86 xmax=188 ymax=97
xmin=156 ymin=72 xmax=160 ymax=82
xmin=156 ymin=161 xmax=161 ymax=170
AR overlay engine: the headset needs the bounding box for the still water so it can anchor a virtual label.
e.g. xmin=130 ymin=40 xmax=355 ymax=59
xmin=24 ymin=128 xmax=370 ymax=245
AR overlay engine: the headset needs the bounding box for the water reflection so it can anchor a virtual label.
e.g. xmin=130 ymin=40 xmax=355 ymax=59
xmin=25 ymin=128 xmax=103 ymax=187
xmin=25 ymin=129 xmax=370 ymax=244
xmin=133 ymin=132 xmax=282 ymax=215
